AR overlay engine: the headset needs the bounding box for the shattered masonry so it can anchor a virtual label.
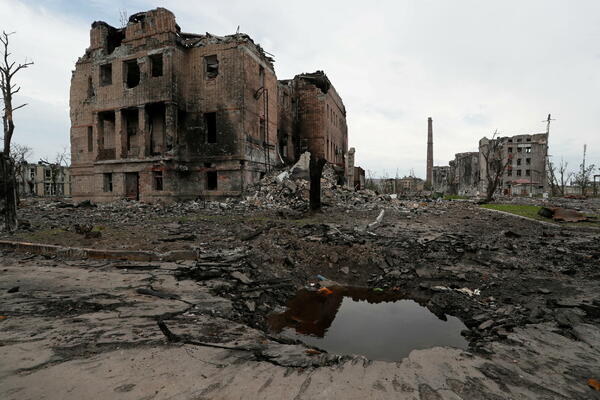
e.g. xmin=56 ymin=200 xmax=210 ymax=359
xmin=70 ymin=8 xmax=349 ymax=203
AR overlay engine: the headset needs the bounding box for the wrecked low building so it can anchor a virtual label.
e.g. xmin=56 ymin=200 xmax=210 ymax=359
xmin=16 ymin=162 xmax=71 ymax=197
xmin=479 ymin=133 xmax=548 ymax=196
xmin=432 ymin=166 xmax=451 ymax=193
xmin=70 ymin=8 xmax=350 ymax=203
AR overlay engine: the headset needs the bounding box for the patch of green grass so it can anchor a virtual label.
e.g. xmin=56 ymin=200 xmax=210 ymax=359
xmin=480 ymin=204 xmax=548 ymax=221
xmin=481 ymin=204 xmax=600 ymax=228
xmin=443 ymin=194 xmax=469 ymax=200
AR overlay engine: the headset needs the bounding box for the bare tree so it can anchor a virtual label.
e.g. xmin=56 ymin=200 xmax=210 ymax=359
xmin=119 ymin=9 xmax=129 ymax=29
xmin=547 ymin=157 xmax=572 ymax=196
xmin=574 ymin=145 xmax=596 ymax=196
xmin=480 ymin=130 xmax=510 ymax=202
xmin=1 ymin=31 xmax=33 ymax=231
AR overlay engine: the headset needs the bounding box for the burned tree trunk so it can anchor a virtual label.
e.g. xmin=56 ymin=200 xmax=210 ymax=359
xmin=0 ymin=154 xmax=17 ymax=231
xmin=1 ymin=31 xmax=33 ymax=231
xmin=309 ymin=156 xmax=326 ymax=211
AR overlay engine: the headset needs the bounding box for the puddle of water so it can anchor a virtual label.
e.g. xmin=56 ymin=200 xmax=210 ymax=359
xmin=268 ymin=287 xmax=468 ymax=361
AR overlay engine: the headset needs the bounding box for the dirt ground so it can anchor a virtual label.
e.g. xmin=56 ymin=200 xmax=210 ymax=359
xmin=1 ymin=198 xmax=600 ymax=399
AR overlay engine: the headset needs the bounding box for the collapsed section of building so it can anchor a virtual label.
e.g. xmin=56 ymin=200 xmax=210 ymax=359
xmin=70 ymin=8 xmax=350 ymax=202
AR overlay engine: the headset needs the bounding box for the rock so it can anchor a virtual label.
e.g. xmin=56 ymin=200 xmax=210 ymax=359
xmin=555 ymin=310 xmax=578 ymax=329
xmin=7 ymin=286 xmax=19 ymax=293
xmin=282 ymin=179 xmax=297 ymax=193
xmin=502 ymin=230 xmax=521 ymax=238
xmin=230 ymin=271 xmax=253 ymax=284
xmin=478 ymin=319 xmax=494 ymax=330
xmin=385 ymin=270 xmax=402 ymax=278
xmin=245 ymin=301 xmax=256 ymax=312
xmin=538 ymin=288 xmax=551 ymax=294
xmin=340 ymin=266 xmax=350 ymax=275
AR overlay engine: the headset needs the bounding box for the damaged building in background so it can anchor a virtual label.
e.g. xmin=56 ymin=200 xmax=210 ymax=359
xmin=479 ymin=133 xmax=548 ymax=196
xmin=432 ymin=132 xmax=548 ymax=197
xmin=70 ymin=8 xmax=351 ymax=202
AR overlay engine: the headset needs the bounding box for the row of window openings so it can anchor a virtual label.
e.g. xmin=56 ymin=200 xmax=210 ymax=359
xmin=99 ymin=54 xmax=222 ymax=89
xmin=86 ymin=111 xmax=218 ymax=153
xmin=326 ymin=104 xmax=343 ymax=128
xmin=27 ymin=169 xmax=62 ymax=180
xmin=102 ymin=171 xmax=218 ymax=192
xmin=507 ymin=170 xmax=532 ymax=177
xmin=508 ymin=138 xmax=532 ymax=143
xmin=508 ymin=147 xmax=532 ymax=153
xmin=100 ymin=54 xmax=164 ymax=88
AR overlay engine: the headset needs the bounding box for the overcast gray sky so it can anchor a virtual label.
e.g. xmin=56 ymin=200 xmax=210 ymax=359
xmin=1 ymin=0 xmax=598 ymax=178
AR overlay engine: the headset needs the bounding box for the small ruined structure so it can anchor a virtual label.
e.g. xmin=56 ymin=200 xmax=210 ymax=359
xmin=15 ymin=162 xmax=71 ymax=197
xmin=479 ymin=133 xmax=548 ymax=196
xmin=432 ymin=166 xmax=451 ymax=193
xmin=70 ymin=8 xmax=349 ymax=202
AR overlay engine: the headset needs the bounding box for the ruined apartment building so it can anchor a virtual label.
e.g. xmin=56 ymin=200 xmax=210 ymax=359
xmin=70 ymin=8 xmax=349 ymax=202
xmin=479 ymin=133 xmax=548 ymax=196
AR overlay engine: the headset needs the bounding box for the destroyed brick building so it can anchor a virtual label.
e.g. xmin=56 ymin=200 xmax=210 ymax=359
xmin=70 ymin=8 xmax=349 ymax=202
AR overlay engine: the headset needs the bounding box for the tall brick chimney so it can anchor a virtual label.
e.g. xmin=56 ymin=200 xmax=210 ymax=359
xmin=426 ymin=117 xmax=433 ymax=187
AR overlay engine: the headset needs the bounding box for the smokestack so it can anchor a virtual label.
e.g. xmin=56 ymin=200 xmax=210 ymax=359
xmin=426 ymin=117 xmax=433 ymax=187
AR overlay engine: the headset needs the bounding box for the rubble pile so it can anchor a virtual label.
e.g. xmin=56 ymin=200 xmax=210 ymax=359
xmin=242 ymin=163 xmax=413 ymax=211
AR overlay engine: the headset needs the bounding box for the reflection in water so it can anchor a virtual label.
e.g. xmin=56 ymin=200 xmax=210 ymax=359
xmin=268 ymin=287 xmax=468 ymax=361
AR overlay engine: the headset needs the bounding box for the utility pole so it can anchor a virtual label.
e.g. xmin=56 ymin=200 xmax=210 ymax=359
xmin=542 ymin=114 xmax=554 ymax=194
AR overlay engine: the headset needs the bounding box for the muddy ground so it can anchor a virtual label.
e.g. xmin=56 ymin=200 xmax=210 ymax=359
xmin=1 ymin=199 xmax=600 ymax=399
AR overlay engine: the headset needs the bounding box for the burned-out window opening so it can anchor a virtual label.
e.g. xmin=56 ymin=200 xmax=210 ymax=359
xmin=508 ymin=147 xmax=513 ymax=153
xmin=97 ymin=111 xmax=116 ymax=161
xmin=506 ymin=170 xmax=512 ymax=176
xmin=100 ymin=63 xmax=112 ymax=86
xmin=206 ymin=171 xmax=217 ymax=190
xmin=87 ymin=127 xmax=93 ymax=152
xmin=517 ymin=159 xmax=522 ymax=166
xmin=517 ymin=170 xmax=522 ymax=176
xmin=153 ymin=170 xmax=163 ymax=191
xmin=517 ymin=147 xmax=522 ymax=153
xmin=87 ymin=76 xmax=94 ymax=98
xmin=123 ymin=109 xmax=139 ymax=152
xmin=106 ymin=28 xmax=124 ymax=54
xmin=45 ymin=169 xmax=52 ymax=179
xmin=526 ymin=170 xmax=531 ymax=176
xmin=259 ymin=65 xmax=265 ymax=87
xmin=103 ymin=173 xmax=113 ymax=192
xmin=123 ymin=59 xmax=140 ymax=88
xmin=150 ymin=54 xmax=163 ymax=77
xmin=526 ymin=158 xmax=531 ymax=165
xmin=147 ymin=103 xmax=166 ymax=155
xmin=517 ymin=138 xmax=522 ymax=143
xmin=205 ymin=112 xmax=217 ymax=143
xmin=205 ymin=55 xmax=218 ymax=79
xmin=259 ymin=118 xmax=266 ymax=140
